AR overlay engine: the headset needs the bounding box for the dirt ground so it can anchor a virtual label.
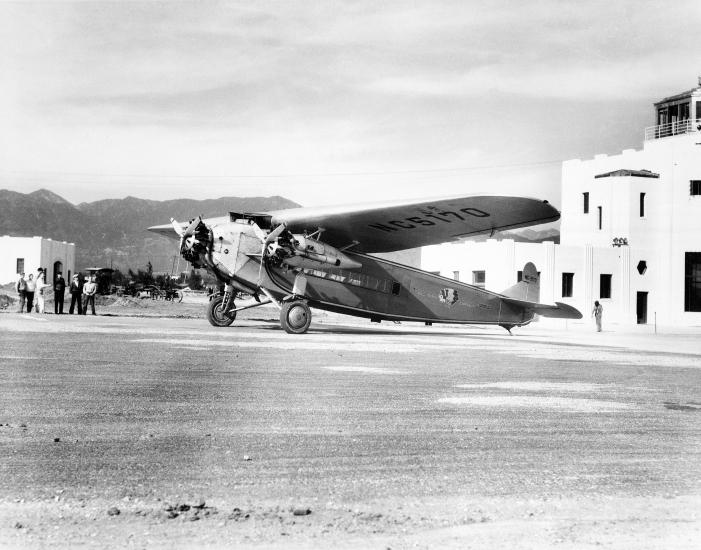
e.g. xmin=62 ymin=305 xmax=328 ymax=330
xmin=1 ymin=292 xmax=701 ymax=549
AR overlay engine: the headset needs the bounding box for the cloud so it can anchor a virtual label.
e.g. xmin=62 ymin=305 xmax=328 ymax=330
xmin=1 ymin=0 xmax=700 ymax=206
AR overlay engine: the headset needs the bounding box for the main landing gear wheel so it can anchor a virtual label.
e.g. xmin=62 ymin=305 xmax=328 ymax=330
xmin=206 ymin=295 xmax=236 ymax=327
xmin=280 ymin=300 xmax=311 ymax=334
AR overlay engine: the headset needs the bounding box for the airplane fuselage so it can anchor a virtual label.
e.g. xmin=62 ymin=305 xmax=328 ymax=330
xmin=262 ymin=253 xmax=533 ymax=327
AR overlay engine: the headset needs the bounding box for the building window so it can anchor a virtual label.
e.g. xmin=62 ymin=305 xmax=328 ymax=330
xmin=583 ymin=192 xmax=589 ymax=214
xmin=472 ymin=270 xmax=485 ymax=288
xmin=685 ymin=253 xmax=701 ymax=312
xmin=597 ymin=206 xmax=602 ymax=230
xmin=453 ymin=271 xmax=460 ymax=281
xmin=16 ymin=258 xmax=24 ymax=274
xmin=639 ymin=192 xmax=646 ymax=217
xmin=517 ymin=270 xmax=540 ymax=282
xmin=600 ymin=274 xmax=612 ymax=299
xmin=691 ymin=180 xmax=701 ymax=196
xmin=561 ymin=273 xmax=574 ymax=298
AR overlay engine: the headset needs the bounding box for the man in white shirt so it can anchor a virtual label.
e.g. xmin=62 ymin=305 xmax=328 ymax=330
xmin=82 ymin=275 xmax=98 ymax=315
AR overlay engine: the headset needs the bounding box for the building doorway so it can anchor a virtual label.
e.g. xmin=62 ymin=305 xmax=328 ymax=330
xmin=53 ymin=261 xmax=63 ymax=283
xmin=636 ymin=291 xmax=648 ymax=324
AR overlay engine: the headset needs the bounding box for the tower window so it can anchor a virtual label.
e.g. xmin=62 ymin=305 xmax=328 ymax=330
xmin=16 ymin=258 xmax=24 ymax=274
xmin=600 ymin=274 xmax=612 ymax=299
xmin=472 ymin=270 xmax=485 ymax=288
xmin=691 ymin=180 xmax=701 ymax=196
xmin=639 ymin=193 xmax=646 ymax=217
xmin=453 ymin=271 xmax=460 ymax=281
xmin=583 ymin=192 xmax=589 ymax=214
xmin=561 ymin=273 xmax=574 ymax=298
xmin=597 ymin=206 xmax=602 ymax=230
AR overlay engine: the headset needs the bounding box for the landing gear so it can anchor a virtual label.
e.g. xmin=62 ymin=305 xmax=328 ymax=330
xmin=279 ymin=300 xmax=312 ymax=334
xmin=207 ymin=295 xmax=236 ymax=327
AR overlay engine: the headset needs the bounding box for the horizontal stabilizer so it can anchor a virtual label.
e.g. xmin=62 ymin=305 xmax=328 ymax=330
xmin=501 ymin=296 xmax=583 ymax=320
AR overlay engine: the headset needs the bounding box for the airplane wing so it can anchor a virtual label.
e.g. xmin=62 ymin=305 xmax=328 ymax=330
xmin=266 ymin=195 xmax=559 ymax=253
xmin=147 ymin=195 xmax=559 ymax=253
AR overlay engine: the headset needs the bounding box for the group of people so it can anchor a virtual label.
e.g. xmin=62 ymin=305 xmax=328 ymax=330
xmin=15 ymin=270 xmax=98 ymax=315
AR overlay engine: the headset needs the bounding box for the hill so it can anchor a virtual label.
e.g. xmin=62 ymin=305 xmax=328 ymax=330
xmin=0 ymin=189 xmax=300 ymax=271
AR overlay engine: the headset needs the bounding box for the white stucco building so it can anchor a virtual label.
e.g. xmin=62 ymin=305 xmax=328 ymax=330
xmin=0 ymin=236 xmax=76 ymax=285
xmin=423 ymin=80 xmax=701 ymax=327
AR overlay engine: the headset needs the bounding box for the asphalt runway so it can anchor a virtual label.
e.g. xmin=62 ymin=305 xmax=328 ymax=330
xmin=1 ymin=312 xmax=700 ymax=549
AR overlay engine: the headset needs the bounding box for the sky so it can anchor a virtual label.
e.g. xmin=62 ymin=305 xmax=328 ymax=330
xmin=1 ymin=0 xmax=700 ymax=208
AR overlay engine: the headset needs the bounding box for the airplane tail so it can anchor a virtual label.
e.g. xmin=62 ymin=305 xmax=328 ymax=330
xmin=500 ymin=262 xmax=583 ymax=320
xmin=502 ymin=262 xmax=539 ymax=303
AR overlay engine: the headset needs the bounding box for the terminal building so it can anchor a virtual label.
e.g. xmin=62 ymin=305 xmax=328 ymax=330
xmin=422 ymin=79 xmax=701 ymax=327
xmin=0 ymin=235 xmax=76 ymax=286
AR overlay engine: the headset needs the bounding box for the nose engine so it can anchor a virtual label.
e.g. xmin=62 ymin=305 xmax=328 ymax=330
xmin=171 ymin=217 xmax=212 ymax=269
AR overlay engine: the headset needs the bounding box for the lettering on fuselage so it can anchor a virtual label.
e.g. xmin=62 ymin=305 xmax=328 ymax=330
xmin=368 ymin=206 xmax=490 ymax=233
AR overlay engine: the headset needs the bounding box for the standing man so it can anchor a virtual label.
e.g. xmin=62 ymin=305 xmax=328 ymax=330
xmin=592 ymin=300 xmax=603 ymax=332
xmin=82 ymin=274 xmax=97 ymax=315
xmin=69 ymin=274 xmax=83 ymax=314
xmin=15 ymin=273 xmax=27 ymax=313
xmin=54 ymin=272 xmax=66 ymax=314
xmin=25 ymin=273 xmax=36 ymax=313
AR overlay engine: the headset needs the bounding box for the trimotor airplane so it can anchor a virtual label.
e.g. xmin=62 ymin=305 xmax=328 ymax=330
xmin=148 ymin=195 xmax=582 ymax=334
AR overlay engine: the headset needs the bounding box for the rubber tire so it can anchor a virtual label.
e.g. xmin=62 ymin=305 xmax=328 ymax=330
xmin=206 ymin=295 xmax=236 ymax=327
xmin=280 ymin=301 xmax=312 ymax=334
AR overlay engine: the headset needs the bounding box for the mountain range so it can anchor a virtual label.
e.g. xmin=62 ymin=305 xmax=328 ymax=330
xmin=0 ymin=189 xmax=300 ymax=272
xmin=0 ymin=189 xmax=559 ymax=272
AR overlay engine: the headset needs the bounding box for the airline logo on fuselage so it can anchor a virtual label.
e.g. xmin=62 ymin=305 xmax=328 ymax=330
xmin=439 ymin=288 xmax=459 ymax=305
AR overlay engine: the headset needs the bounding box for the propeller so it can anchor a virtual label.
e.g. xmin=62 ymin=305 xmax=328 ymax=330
xmin=171 ymin=217 xmax=202 ymax=253
xmin=258 ymin=223 xmax=287 ymax=284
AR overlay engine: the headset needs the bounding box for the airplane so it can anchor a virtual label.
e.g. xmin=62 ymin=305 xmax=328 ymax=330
xmin=148 ymin=195 xmax=582 ymax=334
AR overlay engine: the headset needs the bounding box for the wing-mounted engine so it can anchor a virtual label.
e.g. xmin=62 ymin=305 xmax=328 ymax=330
xmin=264 ymin=227 xmax=361 ymax=270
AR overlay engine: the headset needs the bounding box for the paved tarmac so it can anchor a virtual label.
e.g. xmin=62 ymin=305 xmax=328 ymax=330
xmin=1 ymin=311 xmax=700 ymax=549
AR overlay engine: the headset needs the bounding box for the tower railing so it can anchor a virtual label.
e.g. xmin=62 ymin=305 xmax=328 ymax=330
xmin=644 ymin=119 xmax=701 ymax=140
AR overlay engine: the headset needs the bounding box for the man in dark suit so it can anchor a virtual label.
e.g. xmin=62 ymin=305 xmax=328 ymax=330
xmin=53 ymin=272 xmax=66 ymax=314
xmin=68 ymin=274 xmax=83 ymax=314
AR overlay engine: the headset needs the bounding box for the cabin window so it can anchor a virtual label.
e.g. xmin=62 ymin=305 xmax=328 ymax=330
xmin=472 ymin=270 xmax=485 ymax=288
xmin=691 ymin=180 xmax=701 ymax=196
xmin=16 ymin=258 xmax=24 ymax=274
xmin=452 ymin=271 xmax=460 ymax=281
xmin=639 ymin=193 xmax=646 ymax=217
xmin=582 ymin=192 xmax=589 ymax=214
xmin=600 ymin=274 xmax=612 ymax=299
xmin=561 ymin=272 xmax=574 ymax=298
xmin=685 ymin=252 xmax=701 ymax=312
xmin=597 ymin=206 xmax=603 ymax=230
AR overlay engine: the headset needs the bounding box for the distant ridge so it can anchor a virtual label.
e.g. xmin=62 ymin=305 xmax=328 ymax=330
xmin=0 ymin=189 xmax=300 ymax=271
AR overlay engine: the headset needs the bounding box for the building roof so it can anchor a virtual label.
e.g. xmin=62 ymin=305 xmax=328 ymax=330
xmin=594 ymin=169 xmax=659 ymax=179
xmin=653 ymin=86 xmax=701 ymax=106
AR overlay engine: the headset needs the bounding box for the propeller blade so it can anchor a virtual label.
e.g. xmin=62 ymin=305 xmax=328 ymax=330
xmin=264 ymin=223 xmax=286 ymax=245
xmin=170 ymin=218 xmax=184 ymax=237
xmin=182 ymin=217 xmax=201 ymax=238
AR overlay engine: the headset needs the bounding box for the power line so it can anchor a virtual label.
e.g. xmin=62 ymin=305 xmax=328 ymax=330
xmin=0 ymin=158 xmax=564 ymax=182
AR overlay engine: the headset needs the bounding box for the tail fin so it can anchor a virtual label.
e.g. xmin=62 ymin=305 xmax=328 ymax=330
xmin=502 ymin=262 xmax=539 ymax=303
